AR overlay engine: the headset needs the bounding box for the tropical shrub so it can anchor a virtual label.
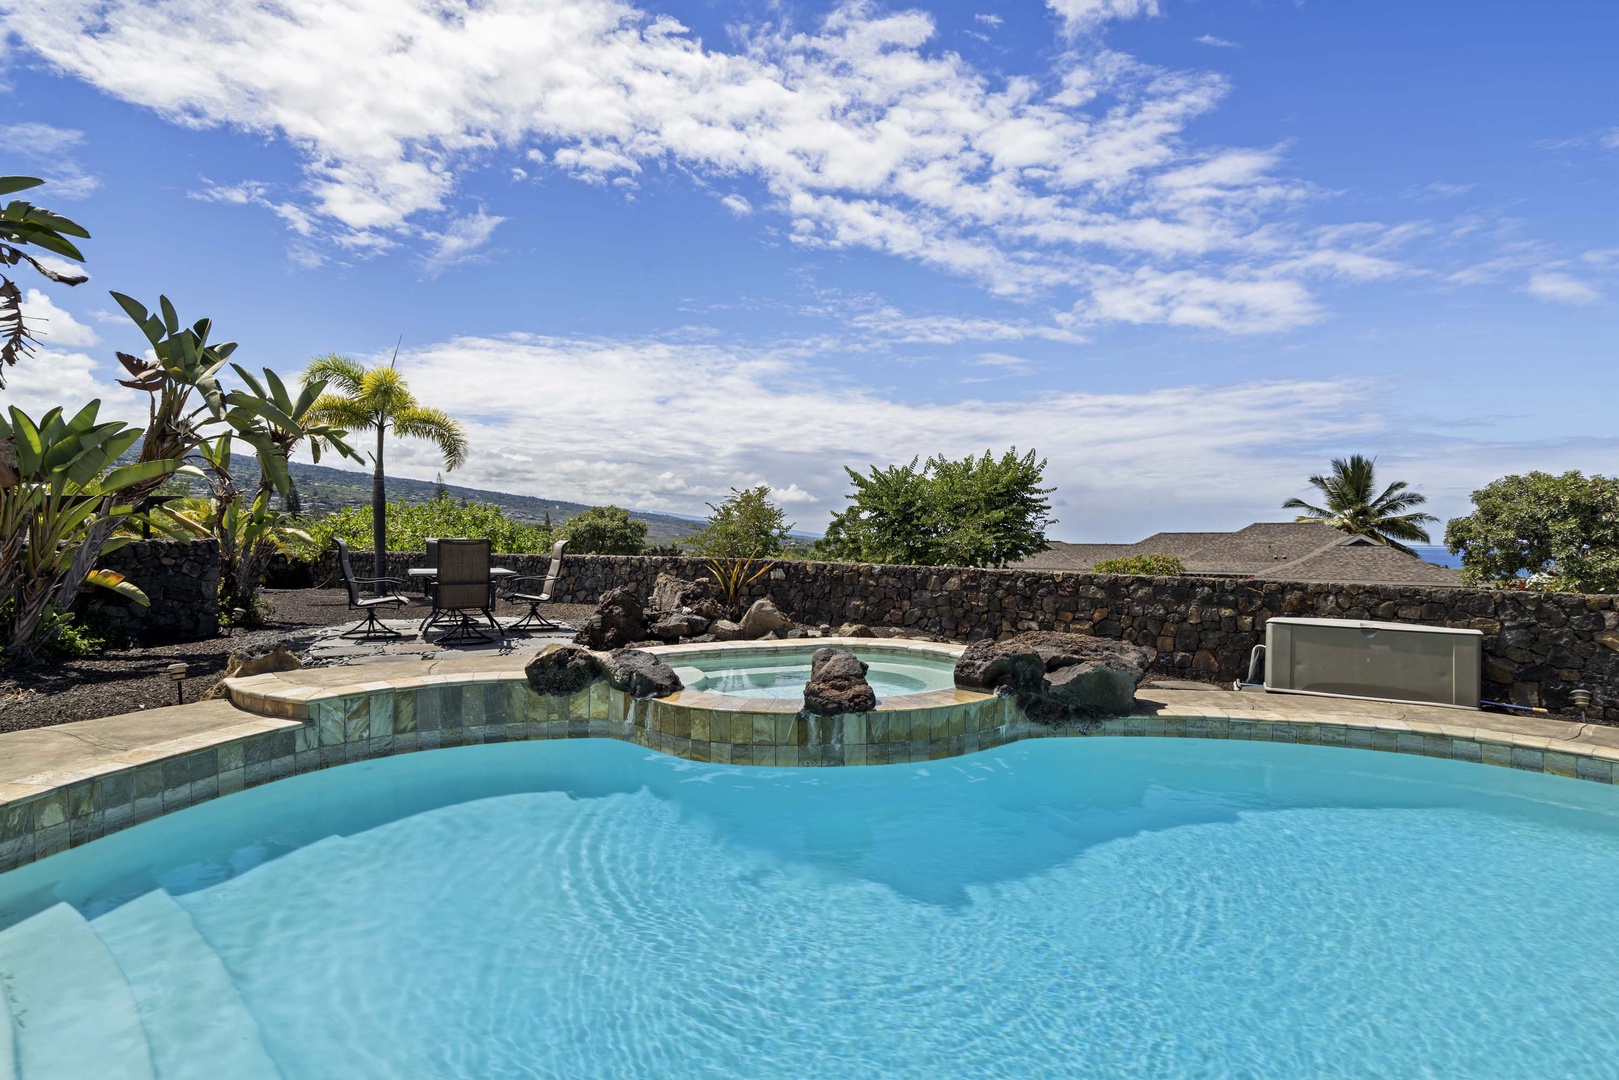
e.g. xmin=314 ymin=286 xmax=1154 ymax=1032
xmin=554 ymin=505 xmax=646 ymax=555
xmin=814 ymin=448 xmax=1053 ymax=567
xmin=1093 ymin=553 xmax=1186 ymax=576
xmin=1445 ymin=471 xmax=1619 ymax=593
xmin=298 ymin=493 xmax=553 ymax=557
xmin=0 ymin=403 xmax=188 ymax=659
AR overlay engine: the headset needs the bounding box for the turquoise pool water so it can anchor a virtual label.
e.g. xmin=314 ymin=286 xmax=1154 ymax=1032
xmin=4 ymin=738 xmax=1619 ymax=1077
xmin=671 ymin=647 xmax=956 ymax=700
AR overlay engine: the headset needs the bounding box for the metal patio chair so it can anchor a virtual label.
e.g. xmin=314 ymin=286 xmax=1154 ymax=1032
xmin=425 ymin=538 xmax=502 ymax=645
xmin=334 ymin=538 xmax=411 ymax=640
xmin=503 ymin=539 xmax=568 ymax=631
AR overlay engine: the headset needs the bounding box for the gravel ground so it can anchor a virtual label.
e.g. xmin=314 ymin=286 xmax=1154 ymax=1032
xmin=0 ymin=589 xmax=597 ymax=734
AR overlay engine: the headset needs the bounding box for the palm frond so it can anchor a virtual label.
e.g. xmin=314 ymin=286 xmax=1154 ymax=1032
xmin=394 ymin=405 xmax=469 ymax=470
xmin=302 ymin=354 xmax=366 ymax=398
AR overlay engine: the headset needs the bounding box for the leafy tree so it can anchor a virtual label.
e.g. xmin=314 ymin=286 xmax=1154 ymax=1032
xmin=815 ymin=448 xmax=1054 ymax=567
xmin=299 ymin=493 xmax=553 ymax=558
xmin=687 ymin=486 xmax=793 ymax=559
xmin=1094 ymin=553 xmax=1186 ymax=576
xmin=303 ymin=353 xmax=468 ymax=591
xmin=1282 ymin=454 xmax=1437 ymax=555
xmin=0 ymin=176 xmax=90 ymax=387
xmin=1445 ymin=471 xmax=1619 ymax=593
xmin=554 ymin=505 xmax=647 ymax=555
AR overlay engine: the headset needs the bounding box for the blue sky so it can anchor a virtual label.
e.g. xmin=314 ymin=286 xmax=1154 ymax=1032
xmin=2 ymin=0 xmax=1615 ymax=540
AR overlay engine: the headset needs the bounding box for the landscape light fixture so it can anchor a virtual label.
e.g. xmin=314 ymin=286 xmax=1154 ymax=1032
xmin=168 ymin=662 xmax=189 ymax=704
xmin=1571 ymin=688 xmax=1593 ymax=720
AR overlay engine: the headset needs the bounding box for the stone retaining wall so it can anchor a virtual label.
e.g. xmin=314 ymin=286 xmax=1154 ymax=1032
xmin=77 ymin=539 xmax=221 ymax=644
xmin=333 ymin=550 xmax=1619 ymax=721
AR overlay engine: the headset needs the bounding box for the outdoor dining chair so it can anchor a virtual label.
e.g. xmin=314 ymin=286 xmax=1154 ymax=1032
xmin=503 ymin=539 xmax=568 ymax=631
xmin=426 ymin=538 xmax=502 ymax=645
xmin=334 ymin=537 xmax=411 ymax=640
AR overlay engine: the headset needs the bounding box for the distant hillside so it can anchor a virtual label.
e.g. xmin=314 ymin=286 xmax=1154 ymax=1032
xmin=281 ymin=461 xmax=704 ymax=545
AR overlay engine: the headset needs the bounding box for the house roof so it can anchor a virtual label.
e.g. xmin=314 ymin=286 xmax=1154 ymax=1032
xmin=1017 ymin=522 xmax=1461 ymax=587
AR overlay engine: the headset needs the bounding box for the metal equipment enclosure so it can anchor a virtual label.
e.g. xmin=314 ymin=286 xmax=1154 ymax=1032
xmin=1264 ymin=617 xmax=1482 ymax=710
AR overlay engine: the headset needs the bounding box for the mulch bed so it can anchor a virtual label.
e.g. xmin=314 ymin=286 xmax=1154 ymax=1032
xmin=0 ymin=589 xmax=596 ymax=735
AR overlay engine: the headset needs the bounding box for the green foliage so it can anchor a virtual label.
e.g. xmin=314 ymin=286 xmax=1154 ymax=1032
xmin=1093 ymin=553 xmax=1186 ymax=576
xmin=1283 ymin=454 xmax=1437 ymax=555
xmin=553 ymin=504 xmax=647 ymax=555
xmin=34 ymin=609 xmax=105 ymax=658
xmin=1 ymin=176 xmax=91 ymax=385
xmin=1445 ymin=471 xmax=1619 ymax=594
xmin=298 ymin=493 xmax=554 ymax=557
xmin=686 ymin=486 xmax=793 ymax=559
xmin=814 ymin=448 xmax=1054 ymax=567
xmin=0 ymin=402 xmax=190 ymax=659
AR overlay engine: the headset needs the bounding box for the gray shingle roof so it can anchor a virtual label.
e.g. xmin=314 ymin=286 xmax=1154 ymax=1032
xmin=1018 ymin=522 xmax=1460 ymax=586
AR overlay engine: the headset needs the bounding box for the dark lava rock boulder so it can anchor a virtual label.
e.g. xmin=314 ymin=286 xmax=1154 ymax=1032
xmin=525 ymin=643 xmax=607 ymax=696
xmin=953 ymin=639 xmax=1047 ymax=696
xmin=572 ymin=586 xmax=646 ymax=651
xmin=802 ymin=647 xmax=877 ymax=715
xmin=739 ymin=598 xmax=793 ymax=639
xmin=956 ymin=632 xmax=1150 ymax=723
xmin=1045 ymin=662 xmax=1140 ymax=716
xmin=606 ymin=648 xmax=684 ymax=699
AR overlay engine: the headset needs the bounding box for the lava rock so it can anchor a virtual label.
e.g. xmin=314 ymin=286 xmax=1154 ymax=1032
xmin=802 ymin=647 xmax=877 ymax=715
xmin=956 ymin=632 xmax=1150 ymax=721
xmin=835 ymin=622 xmax=874 ymax=638
xmin=525 ymin=643 xmax=607 ymax=696
xmin=572 ymin=586 xmax=646 ymax=651
xmin=648 ymin=612 xmax=710 ymax=642
xmin=1045 ymin=662 xmax=1140 ymax=716
xmin=709 ymin=619 xmax=744 ymax=641
xmin=740 ymin=598 xmax=794 ymax=639
xmin=953 ymin=639 xmax=1047 ymax=696
xmin=650 ymin=572 xmax=708 ymax=613
xmin=203 ymin=642 xmax=303 ymax=699
xmin=606 ymin=648 xmax=684 ymax=698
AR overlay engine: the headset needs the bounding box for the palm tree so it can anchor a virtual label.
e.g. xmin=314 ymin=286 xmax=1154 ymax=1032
xmin=303 ymin=353 xmax=468 ymax=590
xmin=1283 ymin=454 xmax=1438 ymax=555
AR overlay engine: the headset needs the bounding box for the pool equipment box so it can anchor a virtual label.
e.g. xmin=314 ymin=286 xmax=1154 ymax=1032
xmin=1264 ymin=617 xmax=1482 ymax=710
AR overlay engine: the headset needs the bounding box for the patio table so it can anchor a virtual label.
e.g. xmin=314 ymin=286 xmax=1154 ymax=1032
xmin=408 ymin=566 xmax=517 ymax=595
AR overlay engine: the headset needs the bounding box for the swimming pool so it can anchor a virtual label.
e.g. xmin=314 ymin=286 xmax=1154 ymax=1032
xmin=669 ymin=645 xmax=957 ymax=700
xmin=3 ymin=736 xmax=1619 ymax=1077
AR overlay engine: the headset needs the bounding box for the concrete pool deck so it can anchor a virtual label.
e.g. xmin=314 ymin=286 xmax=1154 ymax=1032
xmin=4 ymin=643 xmax=1619 ymax=873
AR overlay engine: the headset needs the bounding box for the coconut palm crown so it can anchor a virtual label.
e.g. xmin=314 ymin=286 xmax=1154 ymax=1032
xmin=302 ymin=353 xmax=468 ymax=590
xmin=1282 ymin=454 xmax=1437 ymax=556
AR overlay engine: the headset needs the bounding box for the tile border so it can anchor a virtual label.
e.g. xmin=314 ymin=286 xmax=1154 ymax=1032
xmin=4 ymin=646 xmax=1619 ymax=873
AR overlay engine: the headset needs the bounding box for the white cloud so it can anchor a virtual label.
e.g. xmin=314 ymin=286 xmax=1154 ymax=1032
xmin=290 ymin=328 xmax=1609 ymax=540
xmin=0 ymin=121 xmax=97 ymax=198
xmin=3 ymin=0 xmax=1382 ymax=328
xmin=1085 ymin=268 xmax=1320 ymax=333
xmin=720 ymin=194 xmax=753 ymax=217
xmin=352 ymin=330 xmax=1389 ymax=537
xmin=19 ymin=288 xmax=99 ymax=348
xmin=973 ymin=352 xmax=1033 ymax=374
xmin=1524 ymin=271 xmax=1601 ymax=306
xmin=421 ymin=207 xmax=506 ymax=274
xmin=974 ymin=14 xmax=1003 ymax=28
xmin=1048 ymin=0 xmax=1160 ymax=34
xmin=1193 ymin=34 xmax=1237 ymax=48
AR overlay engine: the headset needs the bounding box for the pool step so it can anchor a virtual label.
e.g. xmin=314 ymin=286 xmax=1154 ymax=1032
xmin=93 ymin=890 xmax=281 ymax=1080
xmin=0 ymin=902 xmax=155 ymax=1079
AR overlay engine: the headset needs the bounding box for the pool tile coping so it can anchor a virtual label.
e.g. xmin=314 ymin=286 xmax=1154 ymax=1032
xmin=4 ymin=640 xmax=1619 ymax=872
